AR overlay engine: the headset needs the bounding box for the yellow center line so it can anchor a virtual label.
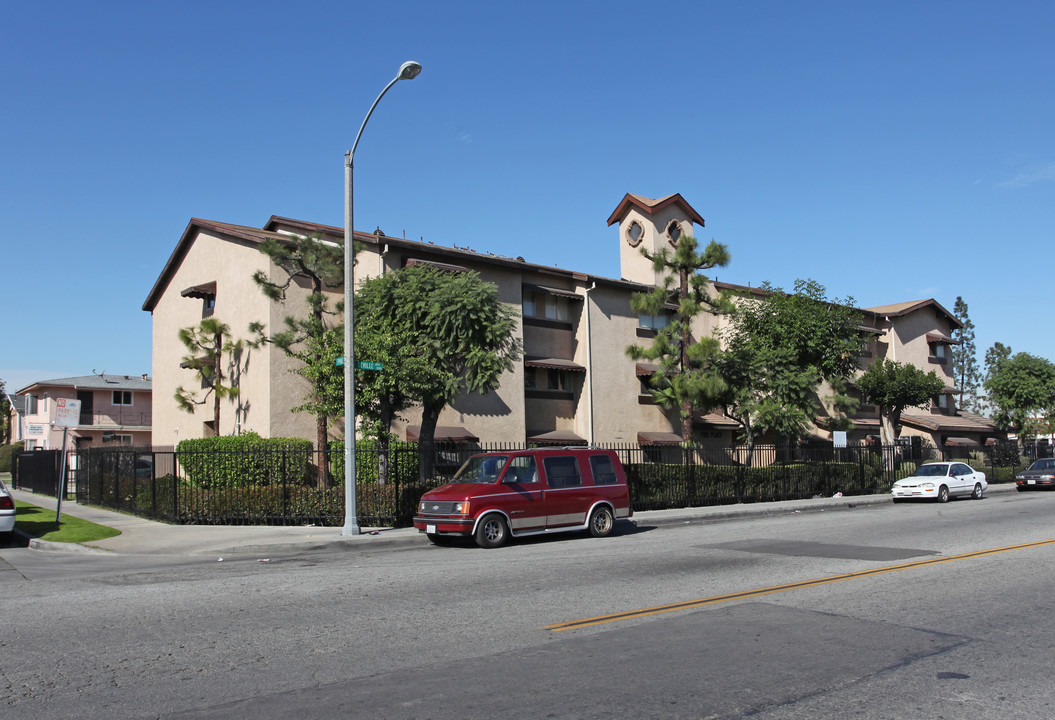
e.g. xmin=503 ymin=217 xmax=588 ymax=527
xmin=546 ymin=537 xmax=1055 ymax=632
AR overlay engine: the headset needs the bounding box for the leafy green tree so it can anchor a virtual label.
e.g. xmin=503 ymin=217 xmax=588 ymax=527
xmin=626 ymin=234 xmax=731 ymax=442
xmin=857 ymin=359 xmax=946 ymax=445
xmin=952 ymin=297 xmax=982 ymax=412
xmin=252 ymin=233 xmax=344 ymax=473
xmin=984 ymin=352 xmax=1055 ymax=440
xmin=175 ymin=318 xmax=252 ymax=434
xmin=354 ymin=265 xmax=522 ymax=466
xmin=720 ymin=279 xmax=864 ymax=462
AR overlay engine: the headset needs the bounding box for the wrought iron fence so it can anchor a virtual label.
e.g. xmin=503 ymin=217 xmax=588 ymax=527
xmin=27 ymin=439 xmax=1030 ymax=528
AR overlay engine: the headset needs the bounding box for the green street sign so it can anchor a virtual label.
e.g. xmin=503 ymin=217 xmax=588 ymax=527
xmin=334 ymin=357 xmax=382 ymax=371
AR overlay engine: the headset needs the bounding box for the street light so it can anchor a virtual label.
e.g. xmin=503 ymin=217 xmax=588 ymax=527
xmin=343 ymin=60 xmax=422 ymax=536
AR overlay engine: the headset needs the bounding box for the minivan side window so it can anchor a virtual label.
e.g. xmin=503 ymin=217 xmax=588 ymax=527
xmin=590 ymin=455 xmax=617 ymax=485
xmin=544 ymin=456 xmax=581 ymax=488
xmin=506 ymin=456 xmax=539 ymax=484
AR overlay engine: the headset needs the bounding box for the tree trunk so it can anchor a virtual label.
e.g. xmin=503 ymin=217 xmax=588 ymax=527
xmin=212 ymin=332 xmax=223 ymax=434
xmin=417 ymin=400 xmax=443 ymax=481
xmin=315 ymin=413 xmax=328 ymax=488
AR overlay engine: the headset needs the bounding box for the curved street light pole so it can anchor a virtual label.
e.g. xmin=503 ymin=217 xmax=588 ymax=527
xmin=343 ymin=61 xmax=422 ymax=536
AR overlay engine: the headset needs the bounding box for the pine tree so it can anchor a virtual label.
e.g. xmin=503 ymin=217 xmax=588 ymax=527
xmin=625 ymin=234 xmax=731 ymax=442
xmin=175 ymin=318 xmax=250 ymax=435
xmin=252 ymin=233 xmax=343 ymax=486
xmin=952 ymin=296 xmax=981 ymax=412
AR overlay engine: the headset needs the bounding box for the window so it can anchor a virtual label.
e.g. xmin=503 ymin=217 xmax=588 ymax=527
xmin=929 ymin=342 xmax=947 ymax=364
xmin=544 ymin=456 xmax=581 ymax=488
xmin=548 ymin=369 xmax=569 ymax=391
xmin=26 ymin=394 xmax=38 ymax=415
xmin=113 ymin=391 xmax=133 ymax=406
xmin=625 ymin=220 xmax=644 ymax=247
xmin=507 ymin=456 xmax=539 ymax=484
xmin=639 ymin=313 xmax=669 ymax=331
xmin=590 ymin=455 xmax=617 ymax=485
xmin=665 ymin=219 xmax=682 ymax=245
xmin=936 ymin=394 xmax=949 ymax=410
xmin=523 ymin=292 xmax=570 ymax=322
xmin=525 ymin=368 xmax=537 ymax=389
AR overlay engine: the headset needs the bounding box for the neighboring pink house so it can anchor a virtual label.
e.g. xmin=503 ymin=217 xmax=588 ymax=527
xmin=15 ymin=374 xmax=152 ymax=451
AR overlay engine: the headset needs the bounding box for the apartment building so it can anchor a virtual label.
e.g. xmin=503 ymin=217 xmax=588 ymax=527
xmin=14 ymin=374 xmax=152 ymax=451
xmin=143 ymin=192 xmax=999 ymax=451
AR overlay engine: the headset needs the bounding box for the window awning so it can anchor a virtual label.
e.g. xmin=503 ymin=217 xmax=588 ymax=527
xmin=944 ymin=436 xmax=980 ymax=447
xmin=637 ymin=431 xmax=683 ymax=446
xmin=635 ymin=363 xmax=659 ymax=376
xmin=405 ymin=425 xmax=479 ymax=443
xmin=405 ymin=258 xmax=469 ymax=273
xmin=523 ymin=284 xmax=583 ymax=301
xmin=926 ymin=332 xmax=960 ymax=345
xmin=857 ymin=324 xmax=883 ymax=334
xmin=694 ymin=412 xmax=740 ymax=429
xmin=527 ymin=430 xmax=587 ymax=445
xmin=941 ymin=386 xmax=962 ymax=394
xmin=179 ymin=356 xmax=211 ymax=370
xmin=181 ymin=281 xmax=216 ymax=299
xmin=525 ymin=357 xmax=586 ymax=371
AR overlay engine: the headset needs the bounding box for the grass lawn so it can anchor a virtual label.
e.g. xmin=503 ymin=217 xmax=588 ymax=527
xmin=14 ymin=501 xmax=121 ymax=544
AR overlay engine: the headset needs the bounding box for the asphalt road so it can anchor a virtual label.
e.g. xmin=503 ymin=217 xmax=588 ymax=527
xmin=4 ymin=488 xmax=1055 ymax=719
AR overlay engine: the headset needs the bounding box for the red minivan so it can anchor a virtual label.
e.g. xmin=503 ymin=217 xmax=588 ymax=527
xmin=413 ymin=448 xmax=633 ymax=548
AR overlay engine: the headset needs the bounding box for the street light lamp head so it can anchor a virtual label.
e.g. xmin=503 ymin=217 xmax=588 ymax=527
xmin=398 ymin=61 xmax=422 ymax=81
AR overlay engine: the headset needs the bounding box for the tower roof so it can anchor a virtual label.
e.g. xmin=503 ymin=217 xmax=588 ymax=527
xmin=606 ymin=193 xmax=705 ymax=227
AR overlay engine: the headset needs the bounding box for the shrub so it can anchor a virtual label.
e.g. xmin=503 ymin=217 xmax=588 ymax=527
xmin=0 ymin=441 xmax=23 ymax=473
xmin=329 ymin=439 xmax=421 ymax=486
xmin=176 ymin=433 xmax=314 ymax=488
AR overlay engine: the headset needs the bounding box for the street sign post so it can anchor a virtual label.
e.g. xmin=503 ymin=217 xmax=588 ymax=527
xmin=52 ymin=398 xmax=81 ymax=522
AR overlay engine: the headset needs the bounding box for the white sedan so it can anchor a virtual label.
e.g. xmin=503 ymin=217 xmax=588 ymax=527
xmin=891 ymin=461 xmax=987 ymax=503
xmin=0 ymin=477 xmax=15 ymax=541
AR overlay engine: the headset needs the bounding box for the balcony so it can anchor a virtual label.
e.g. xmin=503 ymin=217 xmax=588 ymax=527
xmin=77 ymin=411 xmax=152 ymax=429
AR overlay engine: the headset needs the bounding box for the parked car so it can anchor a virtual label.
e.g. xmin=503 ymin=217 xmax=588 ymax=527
xmin=891 ymin=462 xmax=987 ymax=503
xmin=1015 ymin=458 xmax=1055 ymax=491
xmin=0 ymin=477 xmax=16 ymax=541
xmin=413 ymin=447 xmax=632 ymax=548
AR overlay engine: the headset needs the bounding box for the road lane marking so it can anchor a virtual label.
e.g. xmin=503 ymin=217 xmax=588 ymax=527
xmin=546 ymin=537 xmax=1055 ymax=631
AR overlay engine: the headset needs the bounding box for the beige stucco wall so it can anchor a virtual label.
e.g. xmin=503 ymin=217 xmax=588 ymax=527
xmin=148 ymin=230 xmax=327 ymax=443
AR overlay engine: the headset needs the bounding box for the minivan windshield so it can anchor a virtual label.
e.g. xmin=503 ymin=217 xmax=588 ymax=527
xmin=452 ymin=455 xmax=509 ymax=483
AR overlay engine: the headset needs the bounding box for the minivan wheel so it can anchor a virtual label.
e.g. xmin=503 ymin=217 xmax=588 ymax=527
xmin=588 ymin=506 xmax=615 ymax=538
xmin=475 ymin=515 xmax=509 ymax=549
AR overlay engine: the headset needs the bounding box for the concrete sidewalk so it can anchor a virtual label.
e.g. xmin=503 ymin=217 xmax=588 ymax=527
xmin=8 ymin=484 xmax=1017 ymax=558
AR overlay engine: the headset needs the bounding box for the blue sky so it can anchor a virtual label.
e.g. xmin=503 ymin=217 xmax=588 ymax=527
xmin=2 ymin=0 xmax=1053 ymax=395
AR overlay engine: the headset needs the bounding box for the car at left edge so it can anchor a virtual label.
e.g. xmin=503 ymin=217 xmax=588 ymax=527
xmin=0 ymin=477 xmax=16 ymax=541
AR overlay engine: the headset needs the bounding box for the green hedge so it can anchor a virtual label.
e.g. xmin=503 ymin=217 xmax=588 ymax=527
xmin=328 ymin=439 xmax=422 ymax=486
xmin=176 ymin=433 xmax=314 ymax=489
xmin=626 ymin=460 xmax=884 ymax=510
xmin=0 ymin=441 xmax=23 ymax=473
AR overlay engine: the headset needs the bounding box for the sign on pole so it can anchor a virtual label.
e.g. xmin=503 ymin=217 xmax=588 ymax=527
xmin=54 ymin=398 xmax=82 ymax=427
